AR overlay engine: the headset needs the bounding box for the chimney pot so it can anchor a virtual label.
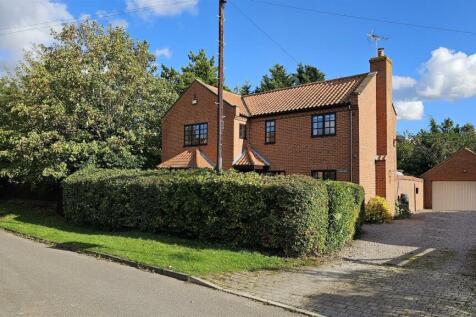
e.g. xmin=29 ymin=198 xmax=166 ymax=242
xmin=377 ymin=48 xmax=385 ymax=57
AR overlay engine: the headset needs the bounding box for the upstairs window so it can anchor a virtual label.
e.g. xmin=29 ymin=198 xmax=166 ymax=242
xmin=312 ymin=113 xmax=336 ymax=137
xmin=239 ymin=123 xmax=247 ymax=139
xmin=311 ymin=170 xmax=337 ymax=180
xmin=184 ymin=123 xmax=208 ymax=146
xmin=265 ymin=120 xmax=276 ymax=144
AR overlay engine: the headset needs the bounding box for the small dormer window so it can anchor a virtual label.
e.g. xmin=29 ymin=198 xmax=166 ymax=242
xmin=192 ymin=94 xmax=198 ymax=105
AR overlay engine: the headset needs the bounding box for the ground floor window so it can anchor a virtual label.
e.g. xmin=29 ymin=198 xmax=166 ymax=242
xmin=266 ymin=170 xmax=285 ymax=176
xmin=311 ymin=170 xmax=337 ymax=180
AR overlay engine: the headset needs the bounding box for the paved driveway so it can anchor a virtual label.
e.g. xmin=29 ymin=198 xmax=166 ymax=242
xmin=0 ymin=230 xmax=301 ymax=317
xmin=208 ymin=210 xmax=476 ymax=317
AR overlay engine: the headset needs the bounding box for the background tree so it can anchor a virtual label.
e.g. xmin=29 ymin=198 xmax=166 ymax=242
xmin=256 ymin=63 xmax=325 ymax=93
xmin=293 ymin=63 xmax=325 ymax=85
xmin=256 ymin=64 xmax=294 ymax=92
xmin=161 ymin=49 xmax=219 ymax=94
xmin=0 ymin=21 xmax=177 ymax=185
xmin=234 ymin=81 xmax=253 ymax=95
xmin=397 ymin=118 xmax=476 ymax=176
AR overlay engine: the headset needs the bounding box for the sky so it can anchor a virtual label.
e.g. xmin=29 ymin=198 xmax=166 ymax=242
xmin=0 ymin=0 xmax=475 ymax=133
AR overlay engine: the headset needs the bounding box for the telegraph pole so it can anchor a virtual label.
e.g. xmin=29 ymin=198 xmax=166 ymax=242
xmin=216 ymin=0 xmax=226 ymax=173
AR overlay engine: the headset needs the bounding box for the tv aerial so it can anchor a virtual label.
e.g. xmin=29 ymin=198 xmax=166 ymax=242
xmin=367 ymin=30 xmax=389 ymax=53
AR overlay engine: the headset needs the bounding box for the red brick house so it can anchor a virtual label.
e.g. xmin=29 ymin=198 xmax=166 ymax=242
xmin=160 ymin=49 xmax=397 ymax=208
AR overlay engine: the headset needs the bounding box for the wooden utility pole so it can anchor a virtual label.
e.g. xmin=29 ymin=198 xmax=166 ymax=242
xmin=216 ymin=0 xmax=226 ymax=172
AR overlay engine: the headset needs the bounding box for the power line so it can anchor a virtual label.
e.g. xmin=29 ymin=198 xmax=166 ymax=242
xmin=252 ymin=0 xmax=476 ymax=36
xmin=0 ymin=0 xmax=197 ymax=36
xmin=229 ymin=1 xmax=299 ymax=63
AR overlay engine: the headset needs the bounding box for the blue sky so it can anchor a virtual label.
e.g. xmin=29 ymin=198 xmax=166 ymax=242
xmin=1 ymin=0 xmax=475 ymax=133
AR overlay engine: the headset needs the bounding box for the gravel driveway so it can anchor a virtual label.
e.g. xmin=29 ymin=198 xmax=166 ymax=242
xmin=208 ymin=210 xmax=476 ymax=317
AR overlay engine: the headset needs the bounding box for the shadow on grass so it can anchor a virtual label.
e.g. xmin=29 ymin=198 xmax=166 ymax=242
xmin=49 ymin=241 xmax=100 ymax=252
xmin=0 ymin=199 xmax=281 ymax=257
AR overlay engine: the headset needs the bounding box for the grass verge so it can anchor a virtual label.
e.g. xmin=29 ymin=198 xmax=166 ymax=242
xmin=0 ymin=200 xmax=306 ymax=276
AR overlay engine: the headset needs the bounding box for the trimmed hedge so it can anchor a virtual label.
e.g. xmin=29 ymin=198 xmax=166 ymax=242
xmin=325 ymin=181 xmax=365 ymax=252
xmin=63 ymin=168 xmax=364 ymax=257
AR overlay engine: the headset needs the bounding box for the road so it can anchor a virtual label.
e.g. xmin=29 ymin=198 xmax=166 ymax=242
xmin=0 ymin=230 xmax=300 ymax=317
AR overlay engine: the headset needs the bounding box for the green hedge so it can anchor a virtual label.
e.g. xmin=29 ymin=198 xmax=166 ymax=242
xmin=325 ymin=181 xmax=365 ymax=252
xmin=63 ymin=168 xmax=364 ymax=257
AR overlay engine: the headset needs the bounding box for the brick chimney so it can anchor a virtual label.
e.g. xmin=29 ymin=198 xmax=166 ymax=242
xmin=370 ymin=48 xmax=397 ymax=212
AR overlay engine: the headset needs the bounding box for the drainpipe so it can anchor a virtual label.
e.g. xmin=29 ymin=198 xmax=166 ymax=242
xmin=349 ymin=104 xmax=353 ymax=183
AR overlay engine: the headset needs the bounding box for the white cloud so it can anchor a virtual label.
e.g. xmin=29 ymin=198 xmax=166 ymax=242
xmin=392 ymin=47 xmax=476 ymax=120
xmin=393 ymin=75 xmax=417 ymax=90
xmin=0 ymin=0 xmax=73 ymax=71
xmin=394 ymin=100 xmax=424 ymax=120
xmin=155 ymin=48 xmax=172 ymax=59
xmin=417 ymin=47 xmax=476 ymax=99
xmin=126 ymin=0 xmax=199 ymax=19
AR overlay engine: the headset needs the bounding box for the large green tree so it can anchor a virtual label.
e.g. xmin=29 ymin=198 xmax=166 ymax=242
xmin=255 ymin=63 xmax=325 ymax=93
xmin=161 ymin=49 xmax=219 ymax=95
xmin=0 ymin=21 xmax=177 ymax=184
xmin=397 ymin=118 xmax=476 ymax=176
xmin=293 ymin=63 xmax=325 ymax=85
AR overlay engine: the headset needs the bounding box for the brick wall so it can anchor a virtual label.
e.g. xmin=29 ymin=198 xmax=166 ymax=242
xmin=247 ymin=106 xmax=357 ymax=182
xmin=422 ymin=149 xmax=476 ymax=208
xmin=370 ymin=53 xmax=397 ymax=212
xmin=355 ymin=75 xmax=377 ymax=201
xmin=161 ymin=81 xmax=240 ymax=169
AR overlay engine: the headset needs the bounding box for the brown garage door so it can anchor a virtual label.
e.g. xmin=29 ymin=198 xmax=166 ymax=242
xmin=432 ymin=181 xmax=476 ymax=211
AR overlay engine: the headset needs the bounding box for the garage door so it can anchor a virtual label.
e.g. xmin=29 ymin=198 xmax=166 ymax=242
xmin=433 ymin=181 xmax=476 ymax=211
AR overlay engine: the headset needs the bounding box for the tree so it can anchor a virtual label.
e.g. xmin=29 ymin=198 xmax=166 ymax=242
xmin=293 ymin=63 xmax=325 ymax=85
xmin=161 ymin=49 xmax=219 ymax=95
xmin=255 ymin=63 xmax=326 ymax=93
xmin=397 ymin=118 xmax=476 ymax=176
xmin=0 ymin=21 xmax=178 ymax=184
xmin=256 ymin=64 xmax=294 ymax=92
xmin=234 ymin=81 xmax=253 ymax=95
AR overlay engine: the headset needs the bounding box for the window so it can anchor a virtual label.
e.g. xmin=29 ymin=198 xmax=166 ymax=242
xmin=415 ymin=187 xmax=419 ymax=194
xmin=184 ymin=123 xmax=208 ymax=146
xmin=266 ymin=170 xmax=285 ymax=176
xmin=239 ymin=123 xmax=247 ymax=139
xmin=265 ymin=120 xmax=276 ymax=144
xmin=311 ymin=170 xmax=337 ymax=180
xmin=312 ymin=113 xmax=336 ymax=137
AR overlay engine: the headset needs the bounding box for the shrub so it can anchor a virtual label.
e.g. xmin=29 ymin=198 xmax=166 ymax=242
xmin=63 ymin=168 xmax=330 ymax=257
xmin=325 ymin=181 xmax=365 ymax=252
xmin=365 ymin=196 xmax=392 ymax=223
xmin=395 ymin=194 xmax=411 ymax=219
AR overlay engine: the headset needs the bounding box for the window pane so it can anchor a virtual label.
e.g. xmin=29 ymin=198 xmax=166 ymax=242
xmin=184 ymin=123 xmax=208 ymax=146
xmin=265 ymin=120 xmax=275 ymax=143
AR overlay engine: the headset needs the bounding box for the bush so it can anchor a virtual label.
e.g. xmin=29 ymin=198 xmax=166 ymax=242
xmin=395 ymin=195 xmax=411 ymax=219
xmin=63 ymin=168 xmax=331 ymax=257
xmin=325 ymin=181 xmax=365 ymax=252
xmin=365 ymin=196 xmax=392 ymax=223
xmin=63 ymin=168 xmax=365 ymax=257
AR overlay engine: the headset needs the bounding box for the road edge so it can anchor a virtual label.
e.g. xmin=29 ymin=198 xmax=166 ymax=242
xmin=0 ymin=227 xmax=324 ymax=317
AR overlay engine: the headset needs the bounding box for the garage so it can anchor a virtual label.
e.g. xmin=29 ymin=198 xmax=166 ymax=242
xmin=422 ymin=148 xmax=476 ymax=210
xmin=432 ymin=181 xmax=476 ymax=211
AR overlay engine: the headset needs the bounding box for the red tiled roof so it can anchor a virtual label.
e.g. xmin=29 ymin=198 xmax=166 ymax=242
xmin=242 ymin=73 xmax=372 ymax=116
xmin=200 ymin=81 xmax=251 ymax=116
xmin=233 ymin=145 xmax=270 ymax=167
xmin=158 ymin=149 xmax=214 ymax=169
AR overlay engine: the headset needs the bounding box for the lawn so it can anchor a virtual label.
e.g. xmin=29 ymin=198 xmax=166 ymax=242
xmin=0 ymin=200 xmax=304 ymax=276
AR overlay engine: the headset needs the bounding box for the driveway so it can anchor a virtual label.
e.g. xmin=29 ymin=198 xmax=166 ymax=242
xmin=208 ymin=210 xmax=476 ymax=317
xmin=0 ymin=230 xmax=301 ymax=317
